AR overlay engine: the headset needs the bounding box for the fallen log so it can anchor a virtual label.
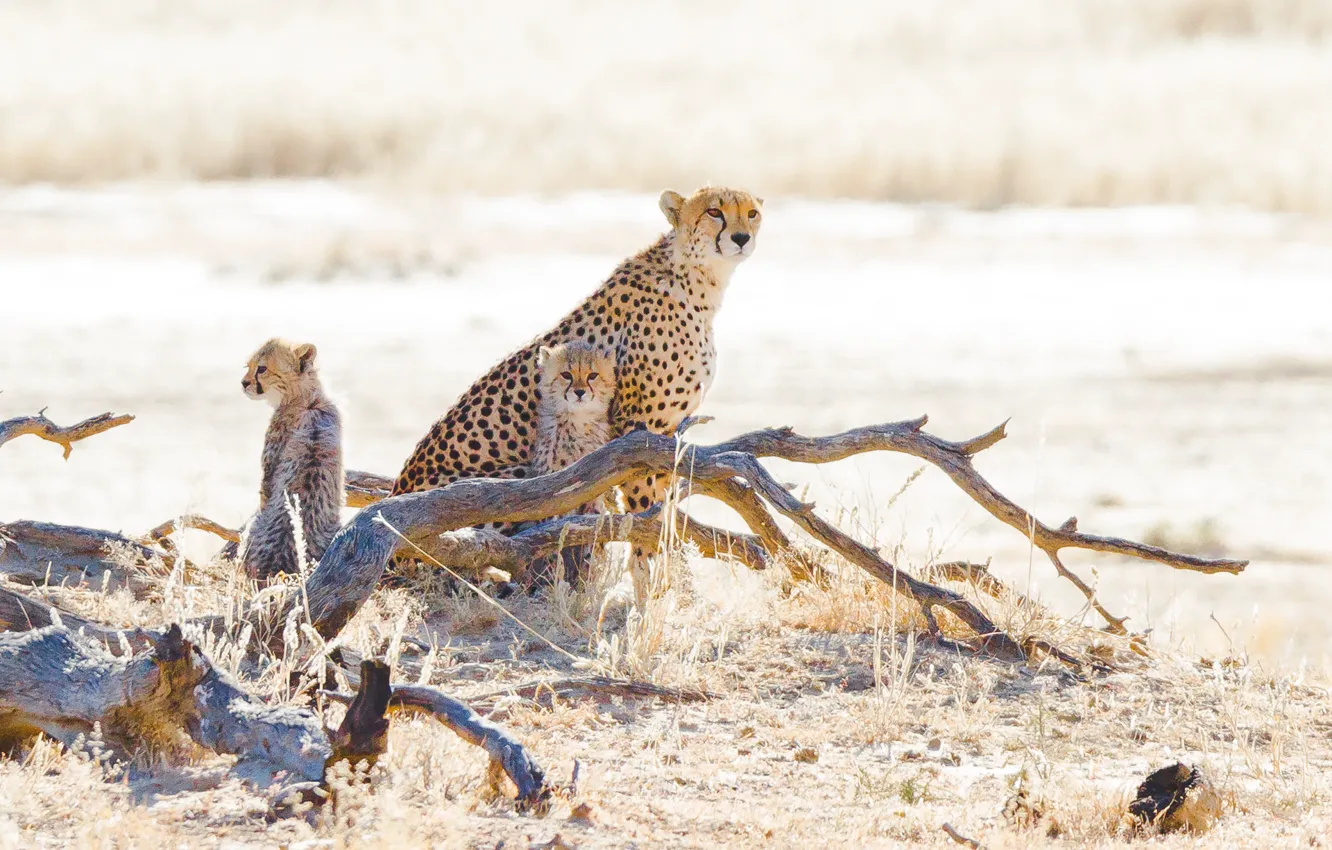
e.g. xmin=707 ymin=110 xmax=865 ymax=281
xmin=0 ymin=624 xmax=331 ymax=790
xmin=289 ymin=417 xmax=1243 ymax=659
xmin=3 ymin=416 xmax=1244 ymax=662
xmin=0 ymin=520 xmax=165 ymax=592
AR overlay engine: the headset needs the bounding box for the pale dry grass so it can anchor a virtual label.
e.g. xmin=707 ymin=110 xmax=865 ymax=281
xmin=3 ymin=0 xmax=1332 ymax=212
xmin=2 ymin=503 xmax=1329 ymax=847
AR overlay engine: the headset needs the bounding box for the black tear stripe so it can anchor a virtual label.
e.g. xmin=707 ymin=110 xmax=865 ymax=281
xmin=713 ymin=210 xmax=727 ymax=255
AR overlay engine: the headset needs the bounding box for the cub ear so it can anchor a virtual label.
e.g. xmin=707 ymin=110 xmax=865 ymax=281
xmin=294 ymin=343 xmax=317 ymax=372
xmin=755 ymin=196 xmax=764 ymax=207
xmin=537 ymin=346 xmax=554 ymax=366
xmin=659 ymin=190 xmax=686 ymax=228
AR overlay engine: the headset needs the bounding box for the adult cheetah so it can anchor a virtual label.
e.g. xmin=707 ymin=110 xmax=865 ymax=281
xmin=392 ymin=185 xmax=762 ymax=537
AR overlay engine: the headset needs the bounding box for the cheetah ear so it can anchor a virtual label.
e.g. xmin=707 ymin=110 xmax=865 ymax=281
xmin=294 ymin=343 xmax=317 ymax=372
xmin=755 ymin=196 xmax=764 ymax=207
xmin=537 ymin=346 xmax=553 ymax=366
xmin=659 ymin=190 xmax=685 ymax=228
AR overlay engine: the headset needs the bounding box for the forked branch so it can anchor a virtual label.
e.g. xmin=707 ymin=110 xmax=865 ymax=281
xmin=0 ymin=410 xmax=134 ymax=458
xmin=712 ymin=417 xmax=1247 ymax=633
xmin=322 ymin=680 xmax=552 ymax=810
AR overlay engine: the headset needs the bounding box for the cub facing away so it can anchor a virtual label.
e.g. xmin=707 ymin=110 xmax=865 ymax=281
xmin=238 ymin=338 xmax=345 ymax=581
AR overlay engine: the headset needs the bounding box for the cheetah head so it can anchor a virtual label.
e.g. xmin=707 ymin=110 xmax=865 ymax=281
xmin=241 ymin=338 xmax=317 ymax=407
xmin=659 ymin=187 xmax=763 ymax=264
xmin=537 ymin=342 xmax=614 ymax=411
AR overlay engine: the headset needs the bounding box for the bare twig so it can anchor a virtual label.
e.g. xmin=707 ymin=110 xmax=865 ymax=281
xmin=466 ymin=675 xmax=715 ymax=713
xmin=941 ymin=822 xmax=985 ymax=849
xmin=426 ymin=505 xmax=768 ymax=580
xmin=146 ymin=514 xmax=241 ymax=544
xmin=0 ymin=410 xmax=133 ymax=458
xmin=0 ymin=520 xmax=165 ymax=593
xmin=345 ymin=469 xmax=393 ymax=508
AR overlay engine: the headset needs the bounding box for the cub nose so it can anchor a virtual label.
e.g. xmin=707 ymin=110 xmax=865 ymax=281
xmin=731 ymin=232 xmax=751 ymax=247
xmin=573 ymin=389 xmax=586 ymax=400
xmin=241 ymin=378 xmax=251 ymax=389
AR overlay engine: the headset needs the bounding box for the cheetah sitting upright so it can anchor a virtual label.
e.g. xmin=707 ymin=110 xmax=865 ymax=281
xmin=238 ymin=338 xmax=345 ymax=581
xmin=392 ymin=186 xmax=762 ymax=563
xmin=531 ymin=340 xmax=617 ymax=514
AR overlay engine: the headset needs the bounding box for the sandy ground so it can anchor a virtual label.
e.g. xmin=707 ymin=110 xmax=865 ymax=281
xmin=3 ymin=183 xmax=1332 ymax=847
xmin=4 ymin=183 xmax=1329 ymax=663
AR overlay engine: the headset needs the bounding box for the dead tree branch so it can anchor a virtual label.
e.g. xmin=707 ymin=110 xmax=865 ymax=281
xmin=0 ymin=410 xmax=133 ymax=458
xmin=1 ymin=416 xmax=1241 ymax=662
xmin=427 ymin=505 xmax=768 ymax=581
xmin=0 ymin=584 xmax=160 ymax=651
xmin=323 ymin=682 xmax=552 ymax=810
xmin=712 ymin=417 xmax=1247 ymax=633
xmin=0 ymin=624 xmax=331 ymax=789
xmin=286 ymin=425 xmax=1023 ymax=660
xmin=346 ymin=469 xmax=393 ymax=508
xmin=0 ymin=520 xmax=165 ymax=593
xmin=466 ymin=675 xmax=715 ymax=715
xmin=146 ymin=514 xmax=241 ymax=544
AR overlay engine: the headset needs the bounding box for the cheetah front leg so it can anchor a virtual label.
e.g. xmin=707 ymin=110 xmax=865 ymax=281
xmin=619 ymin=473 xmax=674 ymax=606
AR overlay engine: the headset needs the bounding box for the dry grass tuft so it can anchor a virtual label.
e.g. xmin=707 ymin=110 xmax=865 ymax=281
xmin=3 ymin=1 xmax=1331 ymax=213
xmin=2 ymin=499 xmax=1330 ymax=846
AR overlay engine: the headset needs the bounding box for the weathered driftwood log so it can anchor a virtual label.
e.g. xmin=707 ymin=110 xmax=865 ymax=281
xmin=0 ymin=520 xmax=166 ymax=592
xmin=284 ymin=425 xmax=1018 ymax=659
xmin=0 ymin=584 xmax=161 ymax=652
xmin=0 ymin=624 xmax=329 ymax=789
xmin=0 ymin=410 xmax=133 ymax=457
xmin=324 ymin=681 xmax=553 ymax=810
xmin=291 ymin=417 xmax=1244 ymax=659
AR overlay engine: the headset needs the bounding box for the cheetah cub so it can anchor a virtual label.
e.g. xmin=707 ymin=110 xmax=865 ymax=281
xmin=238 ymin=338 xmax=345 ymax=581
xmin=532 ymin=341 xmax=615 ymax=513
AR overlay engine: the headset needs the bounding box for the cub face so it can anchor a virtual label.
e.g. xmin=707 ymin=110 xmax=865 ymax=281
xmin=241 ymin=338 xmax=317 ymax=406
xmin=537 ymin=342 xmax=614 ymax=411
xmin=659 ymin=186 xmax=763 ymax=262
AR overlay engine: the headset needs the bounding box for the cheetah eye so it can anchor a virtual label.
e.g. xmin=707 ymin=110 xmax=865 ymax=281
xmin=747 ymin=209 xmax=758 ymax=219
xmin=255 ymin=365 xmax=267 ymax=375
xmin=706 ymin=208 xmax=723 ymax=220
xmin=560 ymin=371 xmax=573 ymax=381
xmin=586 ymin=372 xmax=598 ymax=382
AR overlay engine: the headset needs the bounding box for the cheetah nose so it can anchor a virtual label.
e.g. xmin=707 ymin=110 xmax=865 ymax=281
xmin=731 ymin=232 xmax=751 ymax=248
xmin=241 ymin=379 xmax=251 ymax=389
xmin=573 ymin=389 xmax=586 ymax=400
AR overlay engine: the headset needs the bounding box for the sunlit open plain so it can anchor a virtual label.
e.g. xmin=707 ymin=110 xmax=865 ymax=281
xmin=2 ymin=183 xmax=1331 ymax=847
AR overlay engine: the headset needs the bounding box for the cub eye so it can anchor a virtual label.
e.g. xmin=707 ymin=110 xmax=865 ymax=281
xmin=255 ymin=365 xmax=267 ymax=374
xmin=586 ymin=372 xmax=598 ymax=382
xmin=747 ymin=209 xmax=758 ymax=219
xmin=560 ymin=371 xmax=573 ymax=381
xmin=706 ymin=208 xmax=723 ymax=219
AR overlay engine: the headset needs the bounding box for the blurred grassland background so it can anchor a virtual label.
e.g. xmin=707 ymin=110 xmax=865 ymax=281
xmin=3 ymin=0 xmax=1331 ymax=213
